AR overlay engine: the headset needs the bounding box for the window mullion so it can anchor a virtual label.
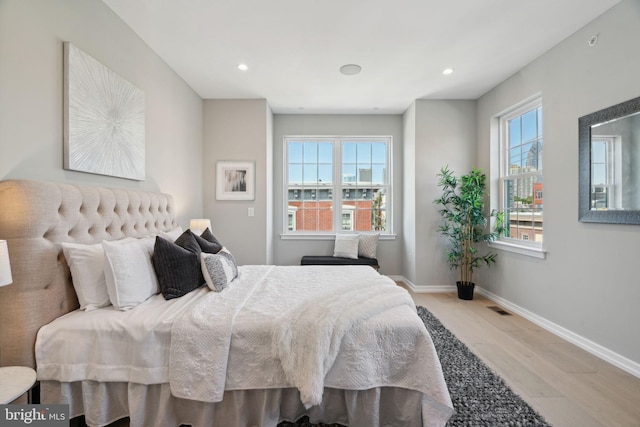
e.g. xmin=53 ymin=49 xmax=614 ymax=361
xmin=333 ymin=138 xmax=342 ymax=233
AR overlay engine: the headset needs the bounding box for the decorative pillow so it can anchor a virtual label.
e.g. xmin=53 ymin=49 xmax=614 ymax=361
xmin=102 ymin=237 xmax=159 ymax=310
xmin=174 ymin=229 xmax=202 ymax=255
xmin=218 ymin=247 xmax=238 ymax=276
xmin=199 ymin=228 xmax=223 ymax=252
xmin=61 ymin=241 xmax=112 ymax=311
xmin=158 ymin=226 xmax=184 ymax=242
xmin=168 ymin=229 xmax=206 ymax=284
xmin=358 ymin=233 xmax=380 ymax=259
xmin=152 ymin=236 xmax=204 ymax=300
xmin=333 ymin=234 xmax=360 ymax=259
xmin=194 ymin=232 xmax=223 ymax=254
xmin=200 ymin=249 xmax=238 ymax=292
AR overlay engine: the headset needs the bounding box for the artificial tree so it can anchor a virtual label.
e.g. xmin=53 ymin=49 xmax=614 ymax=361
xmin=433 ymin=166 xmax=505 ymax=299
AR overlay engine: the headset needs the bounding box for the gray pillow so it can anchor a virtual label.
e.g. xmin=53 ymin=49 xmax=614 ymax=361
xmin=358 ymin=233 xmax=380 ymax=259
xmin=174 ymin=230 xmax=202 ymax=256
xmin=199 ymin=228 xmax=223 ymax=253
xmin=194 ymin=232 xmax=222 ymax=254
xmin=200 ymin=248 xmax=238 ymax=292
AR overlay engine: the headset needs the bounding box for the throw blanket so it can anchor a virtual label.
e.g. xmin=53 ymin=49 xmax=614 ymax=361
xmin=169 ymin=266 xmax=272 ymax=401
xmin=272 ymin=278 xmax=415 ymax=408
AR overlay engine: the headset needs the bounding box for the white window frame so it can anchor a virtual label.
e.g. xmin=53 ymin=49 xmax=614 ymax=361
xmin=282 ymin=135 xmax=393 ymax=238
xmin=490 ymin=96 xmax=546 ymax=259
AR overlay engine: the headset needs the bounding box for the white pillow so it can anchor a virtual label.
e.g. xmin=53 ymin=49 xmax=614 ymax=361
xmin=200 ymin=248 xmax=238 ymax=292
xmin=102 ymin=237 xmax=159 ymax=310
xmin=158 ymin=226 xmax=184 ymax=242
xmin=333 ymin=234 xmax=359 ymax=259
xmin=61 ymin=242 xmax=111 ymax=311
xmin=358 ymin=233 xmax=380 ymax=259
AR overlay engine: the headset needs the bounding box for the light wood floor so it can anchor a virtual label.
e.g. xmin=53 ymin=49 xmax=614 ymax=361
xmin=405 ymin=287 xmax=640 ymax=427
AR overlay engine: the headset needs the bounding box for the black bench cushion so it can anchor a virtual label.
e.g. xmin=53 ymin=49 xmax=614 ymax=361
xmin=300 ymin=255 xmax=379 ymax=267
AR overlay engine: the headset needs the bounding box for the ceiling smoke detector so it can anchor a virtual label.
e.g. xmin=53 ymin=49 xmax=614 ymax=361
xmin=340 ymin=64 xmax=362 ymax=76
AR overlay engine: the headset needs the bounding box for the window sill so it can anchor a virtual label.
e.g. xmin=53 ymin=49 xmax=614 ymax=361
xmin=280 ymin=233 xmax=397 ymax=241
xmin=489 ymin=240 xmax=546 ymax=259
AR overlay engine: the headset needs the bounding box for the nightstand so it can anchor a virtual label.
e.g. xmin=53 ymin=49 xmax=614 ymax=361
xmin=0 ymin=366 xmax=37 ymax=404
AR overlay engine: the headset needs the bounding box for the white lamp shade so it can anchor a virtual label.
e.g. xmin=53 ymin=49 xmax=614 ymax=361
xmin=0 ymin=240 xmax=13 ymax=287
xmin=189 ymin=219 xmax=212 ymax=235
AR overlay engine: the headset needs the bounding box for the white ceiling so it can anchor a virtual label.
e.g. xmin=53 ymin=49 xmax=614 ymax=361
xmin=102 ymin=0 xmax=619 ymax=114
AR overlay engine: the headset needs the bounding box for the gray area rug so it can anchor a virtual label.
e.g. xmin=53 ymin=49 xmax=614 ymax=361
xmin=279 ymin=305 xmax=551 ymax=427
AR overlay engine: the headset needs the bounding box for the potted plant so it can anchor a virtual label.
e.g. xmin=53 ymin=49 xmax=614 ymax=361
xmin=433 ymin=166 xmax=505 ymax=300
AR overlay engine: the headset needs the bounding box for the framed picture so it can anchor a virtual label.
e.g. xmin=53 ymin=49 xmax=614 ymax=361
xmin=216 ymin=161 xmax=255 ymax=200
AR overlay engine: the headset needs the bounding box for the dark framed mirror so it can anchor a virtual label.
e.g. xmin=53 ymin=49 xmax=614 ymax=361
xmin=579 ymin=96 xmax=640 ymax=224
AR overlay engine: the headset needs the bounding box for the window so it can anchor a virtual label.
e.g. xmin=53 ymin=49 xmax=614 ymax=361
xmin=499 ymin=99 xmax=543 ymax=245
xmin=341 ymin=209 xmax=354 ymax=231
xmin=287 ymin=207 xmax=297 ymax=231
xmin=284 ymin=136 xmax=391 ymax=235
xmin=590 ymin=136 xmax=621 ymax=209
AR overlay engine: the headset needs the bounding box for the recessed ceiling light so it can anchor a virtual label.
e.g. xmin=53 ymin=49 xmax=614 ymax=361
xmin=237 ymin=63 xmax=249 ymax=71
xmin=340 ymin=64 xmax=362 ymax=76
xmin=442 ymin=68 xmax=454 ymax=75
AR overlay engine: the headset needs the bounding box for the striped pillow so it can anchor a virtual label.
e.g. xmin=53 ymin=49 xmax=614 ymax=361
xmin=200 ymin=248 xmax=238 ymax=292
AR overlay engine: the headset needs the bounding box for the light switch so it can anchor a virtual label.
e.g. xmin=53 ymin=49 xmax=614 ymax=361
xmin=248 ymin=207 xmax=255 ymax=217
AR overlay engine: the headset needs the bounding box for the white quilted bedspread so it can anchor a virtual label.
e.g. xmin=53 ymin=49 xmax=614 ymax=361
xmin=36 ymin=265 xmax=453 ymax=420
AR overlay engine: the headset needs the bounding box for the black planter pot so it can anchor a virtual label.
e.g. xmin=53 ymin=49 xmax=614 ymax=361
xmin=456 ymin=281 xmax=475 ymax=300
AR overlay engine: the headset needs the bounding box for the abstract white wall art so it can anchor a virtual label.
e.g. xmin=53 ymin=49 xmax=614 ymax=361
xmin=64 ymin=42 xmax=145 ymax=180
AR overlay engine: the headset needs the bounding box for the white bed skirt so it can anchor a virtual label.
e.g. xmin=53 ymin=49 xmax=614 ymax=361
xmin=41 ymin=381 xmax=446 ymax=427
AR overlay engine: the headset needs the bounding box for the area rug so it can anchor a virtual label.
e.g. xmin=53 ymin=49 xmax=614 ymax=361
xmin=278 ymin=305 xmax=551 ymax=427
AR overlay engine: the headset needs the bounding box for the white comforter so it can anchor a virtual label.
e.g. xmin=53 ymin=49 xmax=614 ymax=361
xmin=36 ymin=265 xmax=453 ymax=421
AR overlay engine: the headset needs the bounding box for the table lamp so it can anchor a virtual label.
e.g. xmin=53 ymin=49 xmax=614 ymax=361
xmin=189 ymin=219 xmax=212 ymax=236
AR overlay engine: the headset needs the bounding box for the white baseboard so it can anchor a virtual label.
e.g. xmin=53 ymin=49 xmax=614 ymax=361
xmin=388 ymin=275 xmax=455 ymax=293
xmin=475 ymin=287 xmax=640 ymax=379
xmin=390 ymin=275 xmax=640 ymax=379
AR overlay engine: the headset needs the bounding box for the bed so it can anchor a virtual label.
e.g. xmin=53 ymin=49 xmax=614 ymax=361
xmin=0 ymin=179 xmax=453 ymax=427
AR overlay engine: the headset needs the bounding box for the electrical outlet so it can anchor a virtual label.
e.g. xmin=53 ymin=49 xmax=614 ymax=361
xmin=248 ymin=207 xmax=254 ymax=217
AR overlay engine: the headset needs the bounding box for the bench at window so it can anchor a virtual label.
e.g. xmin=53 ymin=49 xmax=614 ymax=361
xmin=300 ymin=255 xmax=380 ymax=271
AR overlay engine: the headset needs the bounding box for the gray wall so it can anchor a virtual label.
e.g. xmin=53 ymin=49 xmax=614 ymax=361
xmin=272 ymin=114 xmax=403 ymax=275
xmin=0 ymin=0 xmax=204 ymax=228
xmin=404 ymin=100 xmax=477 ymax=288
xmin=593 ymin=117 xmax=639 ymax=209
xmin=203 ymin=99 xmax=273 ymax=265
xmin=476 ymin=0 xmax=640 ymax=366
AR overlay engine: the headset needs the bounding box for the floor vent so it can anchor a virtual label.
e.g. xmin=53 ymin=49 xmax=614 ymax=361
xmin=488 ymin=306 xmax=512 ymax=316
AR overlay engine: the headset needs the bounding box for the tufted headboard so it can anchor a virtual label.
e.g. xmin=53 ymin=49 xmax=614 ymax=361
xmin=0 ymin=180 xmax=177 ymax=369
